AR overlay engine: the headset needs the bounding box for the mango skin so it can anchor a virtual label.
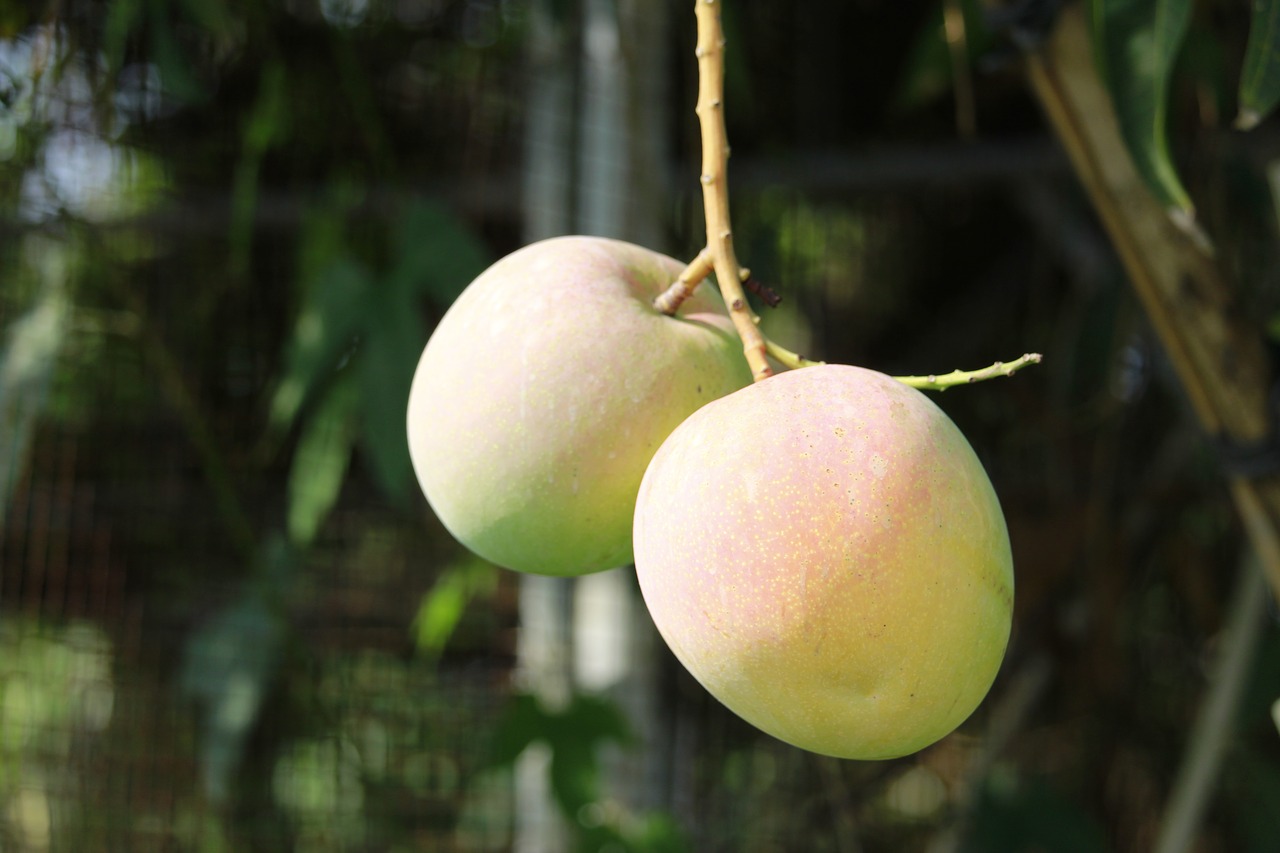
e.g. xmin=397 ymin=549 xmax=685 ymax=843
xmin=407 ymin=236 xmax=751 ymax=576
xmin=633 ymin=365 xmax=1014 ymax=759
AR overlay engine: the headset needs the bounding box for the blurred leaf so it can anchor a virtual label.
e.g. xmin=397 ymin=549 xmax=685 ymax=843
xmin=356 ymin=293 xmax=425 ymax=501
xmin=174 ymin=0 xmax=234 ymax=40
xmin=488 ymin=692 xmax=550 ymax=767
xmin=148 ymin=11 xmax=208 ymax=103
xmin=411 ymin=557 xmax=499 ymax=658
xmin=269 ymin=256 xmax=372 ymax=435
xmin=1091 ymin=0 xmax=1195 ymax=214
xmin=179 ymin=584 xmax=287 ymax=803
xmin=625 ymin=813 xmax=692 ymax=853
xmin=891 ymin=0 xmax=996 ymax=114
xmin=230 ymin=62 xmax=290 ymax=276
xmin=485 ymin=691 xmax=632 ymax=817
xmin=1226 ymin=748 xmax=1280 ymax=853
xmin=0 ymin=2 xmax=29 ymax=35
xmin=387 ymin=199 xmax=492 ymax=307
xmin=286 ymin=375 xmax=357 ymax=547
xmin=964 ymin=774 xmax=1111 ymax=853
xmin=102 ymin=0 xmax=145 ymax=76
xmin=1237 ymin=0 xmax=1280 ymax=129
xmin=546 ymin=694 xmax=633 ymax=816
xmin=0 ymin=249 xmax=67 ymax=522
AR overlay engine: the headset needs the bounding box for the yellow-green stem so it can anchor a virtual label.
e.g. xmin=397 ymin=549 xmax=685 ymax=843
xmin=894 ymin=353 xmax=1043 ymax=391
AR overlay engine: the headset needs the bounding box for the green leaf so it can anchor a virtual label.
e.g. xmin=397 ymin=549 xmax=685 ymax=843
xmin=386 ymin=199 xmax=492 ymax=307
xmin=1238 ymin=0 xmax=1280 ymax=129
xmin=891 ymin=0 xmax=996 ymax=115
xmin=102 ymin=0 xmax=145 ymax=76
xmin=179 ymin=586 xmax=287 ymax=803
xmin=146 ymin=0 xmax=209 ymax=103
xmin=0 ymin=260 xmax=67 ymax=521
xmin=268 ymin=256 xmax=372 ymax=435
xmin=230 ymin=63 xmax=290 ymax=277
xmin=286 ymin=376 xmax=357 ymax=547
xmin=356 ymin=293 xmax=426 ymax=502
xmin=487 ymin=692 xmax=550 ymax=767
xmin=1091 ymin=0 xmax=1194 ymax=214
xmin=411 ymin=557 xmax=498 ymax=658
xmin=545 ymin=694 xmax=633 ymax=816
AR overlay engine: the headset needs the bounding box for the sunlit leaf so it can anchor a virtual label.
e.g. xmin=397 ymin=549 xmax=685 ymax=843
xmin=411 ymin=557 xmax=498 ymax=657
xmin=286 ymin=376 xmax=357 ymax=546
xmin=1091 ymin=0 xmax=1194 ymax=214
xmin=1237 ymin=0 xmax=1280 ymax=129
xmin=268 ymin=256 xmax=372 ymax=435
xmin=626 ymin=813 xmax=693 ymax=853
xmin=0 ymin=259 xmax=66 ymax=522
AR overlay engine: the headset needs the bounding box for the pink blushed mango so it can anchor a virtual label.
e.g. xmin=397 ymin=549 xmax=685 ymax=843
xmin=407 ymin=236 xmax=751 ymax=576
xmin=633 ymin=364 xmax=1014 ymax=759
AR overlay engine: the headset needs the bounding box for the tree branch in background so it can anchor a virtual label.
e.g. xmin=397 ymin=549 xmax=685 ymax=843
xmin=1026 ymin=5 xmax=1280 ymax=601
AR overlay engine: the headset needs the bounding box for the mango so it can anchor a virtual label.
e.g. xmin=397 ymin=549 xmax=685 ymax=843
xmin=407 ymin=236 xmax=751 ymax=576
xmin=633 ymin=364 xmax=1014 ymax=759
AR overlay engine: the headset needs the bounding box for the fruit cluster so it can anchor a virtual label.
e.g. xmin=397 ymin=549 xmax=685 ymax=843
xmin=407 ymin=236 xmax=1014 ymax=760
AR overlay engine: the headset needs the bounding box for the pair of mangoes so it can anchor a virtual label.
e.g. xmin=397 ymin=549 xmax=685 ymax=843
xmin=407 ymin=236 xmax=1013 ymax=761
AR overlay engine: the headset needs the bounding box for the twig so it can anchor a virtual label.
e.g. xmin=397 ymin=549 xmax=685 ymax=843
xmin=894 ymin=353 xmax=1043 ymax=391
xmin=113 ymin=284 xmax=258 ymax=560
xmin=693 ymin=0 xmax=772 ymax=382
xmin=1154 ymin=551 xmax=1269 ymax=853
xmin=654 ymin=248 xmax=713 ymax=315
xmin=1026 ymin=6 xmax=1280 ymax=601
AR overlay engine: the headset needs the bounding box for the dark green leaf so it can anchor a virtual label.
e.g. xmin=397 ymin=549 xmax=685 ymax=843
xmin=230 ymin=63 xmax=290 ymax=276
xmin=286 ymin=376 xmax=357 ymax=547
xmin=147 ymin=4 xmax=208 ymax=103
xmin=549 ymin=737 xmax=600 ymax=816
xmin=487 ymin=692 xmax=551 ymax=767
xmin=1091 ymin=0 xmax=1194 ymax=214
xmin=387 ymin=199 xmax=491 ymax=307
xmin=102 ymin=0 xmax=145 ymax=76
xmin=484 ymin=691 xmax=632 ymax=818
xmin=268 ymin=256 xmax=372 ymax=435
xmin=356 ymin=293 xmax=426 ymax=502
xmin=964 ymin=775 xmax=1111 ymax=853
xmin=545 ymin=694 xmax=633 ymax=815
xmin=1238 ymin=0 xmax=1280 ymax=129
xmin=891 ymin=0 xmax=996 ymax=115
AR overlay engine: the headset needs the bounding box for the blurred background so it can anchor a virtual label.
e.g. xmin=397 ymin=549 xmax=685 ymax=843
xmin=3 ymin=0 xmax=1280 ymax=850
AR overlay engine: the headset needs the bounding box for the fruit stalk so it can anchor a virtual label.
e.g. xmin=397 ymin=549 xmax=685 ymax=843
xmin=895 ymin=353 xmax=1044 ymax=391
xmin=693 ymin=0 xmax=772 ymax=382
xmin=653 ymin=248 xmax=713 ymax=315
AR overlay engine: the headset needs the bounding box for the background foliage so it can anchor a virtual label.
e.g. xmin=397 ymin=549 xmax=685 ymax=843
xmin=3 ymin=0 xmax=1280 ymax=851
